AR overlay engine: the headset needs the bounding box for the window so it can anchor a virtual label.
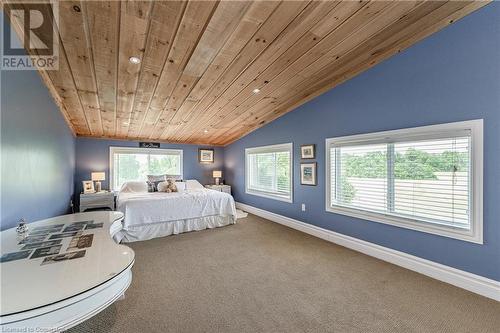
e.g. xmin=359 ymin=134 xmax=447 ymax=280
xmin=246 ymin=143 xmax=293 ymax=202
xmin=110 ymin=147 xmax=183 ymax=191
xmin=326 ymin=120 xmax=483 ymax=243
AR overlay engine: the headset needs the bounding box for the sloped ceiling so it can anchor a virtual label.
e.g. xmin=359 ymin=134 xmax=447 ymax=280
xmin=4 ymin=0 xmax=489 ymax=145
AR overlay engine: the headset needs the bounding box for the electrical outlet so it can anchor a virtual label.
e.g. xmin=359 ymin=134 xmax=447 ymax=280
xmin=301 ymin=204 xmax=306 ymax=212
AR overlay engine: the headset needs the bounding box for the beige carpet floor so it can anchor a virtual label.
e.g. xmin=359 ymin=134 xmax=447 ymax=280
xmin=69 ymin=214 xmax=500 ymax=333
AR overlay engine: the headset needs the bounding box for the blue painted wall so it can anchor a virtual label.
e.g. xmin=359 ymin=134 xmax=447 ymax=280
xmin=1 ymin=71 xmax=76 ymax=230
xmin=75 ymin=137 xmax=224 ymax=195
xmin=224 ymin=4 xmax=500 ymax=281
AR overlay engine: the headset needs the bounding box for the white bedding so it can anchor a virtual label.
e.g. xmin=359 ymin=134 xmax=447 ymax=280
xmin=116 ymin=187 xmax=237 ymax=230
xmin=114 ymin=215 xmax=234 ymax=243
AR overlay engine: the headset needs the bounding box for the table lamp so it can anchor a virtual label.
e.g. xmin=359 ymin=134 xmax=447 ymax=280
xmin=91 ymin=172 xmax=105 ymax=192
xmin=213 ymin=170 xmax=222 ymax=185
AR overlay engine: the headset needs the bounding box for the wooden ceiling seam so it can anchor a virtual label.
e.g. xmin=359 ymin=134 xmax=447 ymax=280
xmin=175 ymin=0 xmax=312 ymax=142
xmin=118 ymin=1 xmax=154 ymax=138
xmin=201 ymin=0 xmax=344 ymax=134
xmin=184 ymin=0 xmax=371 ymax=143
xmin=52 ymin=2 xmax=95 ymax=137
xmin=112 ymin=1 xmax=122 ymax=137
xmin=125 ymin=1 xmax=188 ymax=139
xmin=138 ymin=0 xmax=201 ymax=139
xmin=80 ymin=0 xmax=104 ymax=136
xmin=6 ymin=1 xmax=491 ymax=145
xmin=207 ymin=0 xmax=412 ymax=143
xmin=140 ymin=1 xmax=201 ymax=139
xmin=146 ymin=1 xmax=221 ymax=140
xmin=56 ymin=2 xmax=97 ymax=135
xmin=85 ymin=1 xmax=121 ymax=137
xmin=217 ymin=1 xmax=484 ymax=145
xmin=182 ymin=2 xmax=366 ymax=142
xmin=178 ymin=0 xmax=317 ymax=142
xmin=157 ymin=1 xmax=254 ymax=140
xmin=134 ymin=1 xmax=189 ymax=139
xmin=213 ymin=1 xmax=448 ymax=144
xmin=210 ymin=0 xmax=454 ymax=143
xmin=194 ymin=0 xmax=362 ymax=143
xmin=147 ymin=3 xmax=218 ymax=139
xmin=161 ymin=1 xmax=282 ymax=142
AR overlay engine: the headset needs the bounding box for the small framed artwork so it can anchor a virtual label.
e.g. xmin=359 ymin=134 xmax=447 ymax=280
xmin=199 ymin=148 xmax=214 ymax=163
xmin=82 ymin=180 xmax=95 ymax=194
xmin=300 ymin=162 xmax=317 ymax=186
xmin=301 ymin=144 xmax=315 ymax=159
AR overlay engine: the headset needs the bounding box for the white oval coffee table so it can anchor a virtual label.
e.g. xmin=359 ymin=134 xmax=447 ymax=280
xmin=0 ymin=211 xmax=134 ymax=331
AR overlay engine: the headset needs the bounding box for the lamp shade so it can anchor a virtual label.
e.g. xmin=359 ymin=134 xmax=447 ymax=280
xmin=91 ymin=172 xmax=105 ymax=181
xmin=212 ymin=170 xmax=222 ymax=178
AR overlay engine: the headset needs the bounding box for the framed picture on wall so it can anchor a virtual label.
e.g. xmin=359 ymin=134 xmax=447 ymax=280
xmin=300 ymin=144 xmax=315 ymax=159
xmin=82 ymin=180 xmax=95 ymax=194
xmin=300 ymin=162 xmax=317 ymax=186
xmin=199 ymin=148 xmax=214 ymax=163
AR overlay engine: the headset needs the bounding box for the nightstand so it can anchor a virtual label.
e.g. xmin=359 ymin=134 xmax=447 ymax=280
xmin=79 ymin=192 xmax=115 ymax=212
xmin=205 ymin=184 xmax=231 ymax=195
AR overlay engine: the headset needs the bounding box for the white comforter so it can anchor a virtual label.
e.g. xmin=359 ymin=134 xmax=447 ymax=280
xmin=116 ymin=188 xmax=236 ymax=228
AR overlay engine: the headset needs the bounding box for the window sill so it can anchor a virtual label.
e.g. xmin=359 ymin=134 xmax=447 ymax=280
xmin=325 ymin=204 xmax=482 ymax=244
xmin=246 ymin=189 xmax=292 ymax=203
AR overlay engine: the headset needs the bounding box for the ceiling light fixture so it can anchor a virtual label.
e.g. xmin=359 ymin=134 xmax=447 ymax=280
xmin=204 ymin=129 xmax=208 ymax=133
xmin=252 ymin=88 xmax=261 ymax=94
xmin=129 ymin=56 xmax=141 ymax=64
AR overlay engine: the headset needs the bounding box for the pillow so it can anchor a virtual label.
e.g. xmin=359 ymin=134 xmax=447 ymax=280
xmin=185 ymin=179 xmax=204 ymax=190
xmin=157 ymin=181 xmax=169 ymax=192
xmin=158 ymin=179 xmax=184 ymax=193
xmin=147 ymin=174 xmax=167 ymax=183
xmin=120 ymin=181 xmax=148 ymax=193
xmin=148 ymin=181 xmax=163 ymax=192
xmin=147 ymin=174 xmax=167 ymax=192
xmin=165 ymin=174 xmax=183 ymax=181
xmin=175 ymin=182 xmax=186 ymax=192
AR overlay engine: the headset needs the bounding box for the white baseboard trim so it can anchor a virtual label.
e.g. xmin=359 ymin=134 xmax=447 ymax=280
xmin=236 ymin=202 xmax=500 ymax=302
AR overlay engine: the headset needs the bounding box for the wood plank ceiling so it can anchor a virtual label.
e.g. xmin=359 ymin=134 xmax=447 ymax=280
xmin=4 ymin=0 xmax=489 ymax=146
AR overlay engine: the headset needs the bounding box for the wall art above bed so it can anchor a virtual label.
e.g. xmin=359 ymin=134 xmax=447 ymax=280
xmin=199 ymin=149 xmax=214 ymax=163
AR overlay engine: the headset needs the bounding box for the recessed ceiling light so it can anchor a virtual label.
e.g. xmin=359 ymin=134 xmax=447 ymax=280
xmin=204 ymin=129 xmax=208 ymax=133
xmin=129 ymin=56 xmax=141 ymax=64
xmin=252 ymin=88 xmax=261 ymax=94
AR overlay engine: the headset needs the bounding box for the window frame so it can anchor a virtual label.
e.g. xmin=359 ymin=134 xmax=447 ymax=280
xmin=109 ymin=146 xmax=184 ymax=191
xmin=245 ymin=143 xmax=293 ymax=203
xmin=325 ymin=120 xmax=483 ymax=244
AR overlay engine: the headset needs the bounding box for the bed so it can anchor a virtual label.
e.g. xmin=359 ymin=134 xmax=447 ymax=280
xmin=113 ymin=180 xmax=237 ymax=242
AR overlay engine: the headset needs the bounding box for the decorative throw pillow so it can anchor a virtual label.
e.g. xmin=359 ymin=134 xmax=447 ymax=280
xmin=120 ymin=181 xmax=148 ymax=193
xmin=185 ymin=179 xmax=204 ymax=190
xmin=175 ymin=182 xmax=186 ymax=192
xmin=157 ymin=179 xmax=178 ymax=193
xmin=157 ymin=181 xmax=169 ymax=192
xmin=166 ymin=174 xmax=183 ymax=182
xmin=147 ymin=175 xmax=167 ymax=192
